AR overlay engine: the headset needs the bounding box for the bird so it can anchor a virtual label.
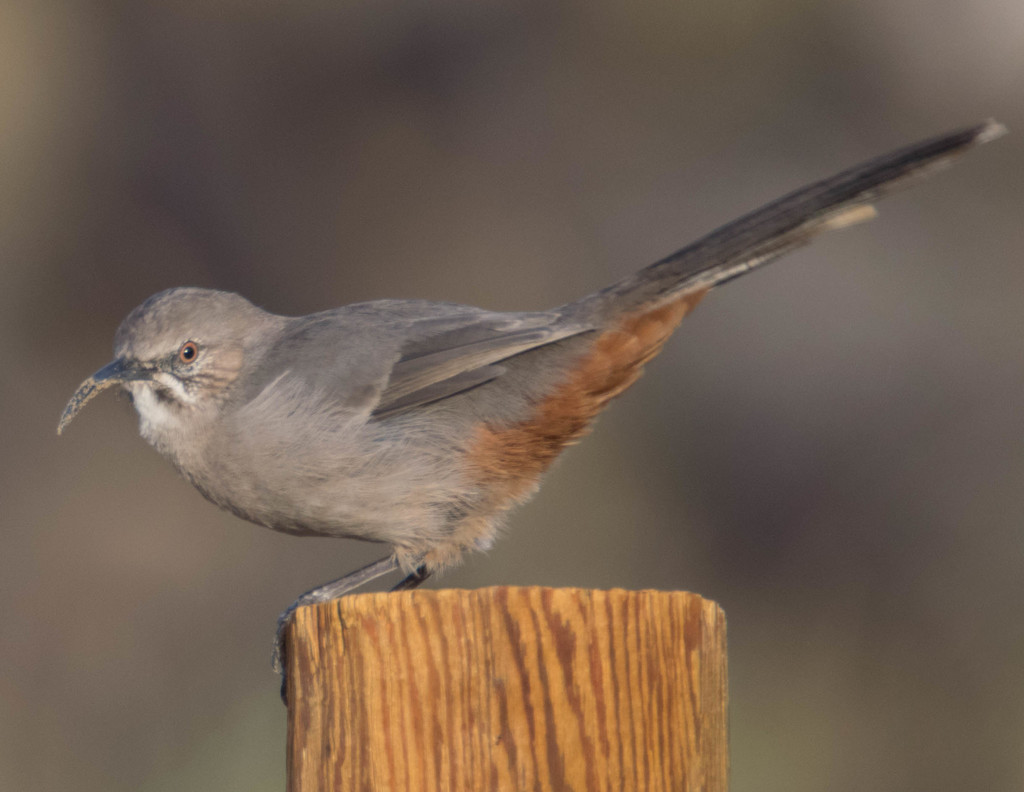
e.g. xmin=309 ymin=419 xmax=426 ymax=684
xmin=59 ymin=120 xmax=1003 ymax=677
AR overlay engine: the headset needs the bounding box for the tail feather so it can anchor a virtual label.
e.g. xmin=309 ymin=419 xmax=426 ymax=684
xmin=569 ymin=120 xmax=1005 ymax=321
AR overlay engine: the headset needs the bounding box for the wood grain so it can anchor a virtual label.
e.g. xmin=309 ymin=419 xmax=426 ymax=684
xmin=286 ymin=587 xmax=727 ymax=792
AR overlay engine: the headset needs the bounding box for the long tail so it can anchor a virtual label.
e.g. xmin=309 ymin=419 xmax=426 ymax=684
xmin=570 ymin=120 xmax=1004 ymax=322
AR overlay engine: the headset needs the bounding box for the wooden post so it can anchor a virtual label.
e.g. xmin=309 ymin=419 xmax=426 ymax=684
xmin=285 ymin=587 xmax=727 ymax=792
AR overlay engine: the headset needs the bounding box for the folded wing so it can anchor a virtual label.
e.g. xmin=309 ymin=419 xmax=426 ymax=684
xmin=373 ymin=315 xmax=592 ymax=418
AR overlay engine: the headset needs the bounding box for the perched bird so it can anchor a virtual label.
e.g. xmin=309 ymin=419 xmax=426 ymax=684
xmin=59 ymin=121 xmax=1004 ymax=675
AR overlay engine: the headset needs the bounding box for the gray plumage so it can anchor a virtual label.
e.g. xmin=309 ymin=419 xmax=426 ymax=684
xmin=59 ymin=120 xmax=1003 ymax=607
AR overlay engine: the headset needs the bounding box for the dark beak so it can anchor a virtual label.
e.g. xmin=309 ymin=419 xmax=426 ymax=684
xmin=57 ymin=358 xmax=153 ymax=435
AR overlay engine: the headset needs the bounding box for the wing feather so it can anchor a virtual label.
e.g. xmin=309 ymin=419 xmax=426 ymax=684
xmin=372 ymin=320 xmax=590 ymax=418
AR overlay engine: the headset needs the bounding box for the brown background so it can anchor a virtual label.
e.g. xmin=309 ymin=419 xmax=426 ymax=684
xmin=2 ymin=2 xmax=1022 ymax=791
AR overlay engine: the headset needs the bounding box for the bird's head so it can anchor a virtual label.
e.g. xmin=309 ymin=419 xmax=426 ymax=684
xmin=58 ymin=288 xmax=281 ymax=441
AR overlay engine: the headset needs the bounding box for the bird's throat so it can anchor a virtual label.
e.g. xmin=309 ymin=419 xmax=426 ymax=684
xmin=129 ymin=383 xmax=195 ymax=454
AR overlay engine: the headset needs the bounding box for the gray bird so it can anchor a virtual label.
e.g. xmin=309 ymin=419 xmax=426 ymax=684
xmin=59 ymin=121 xmax=1004 ymax=678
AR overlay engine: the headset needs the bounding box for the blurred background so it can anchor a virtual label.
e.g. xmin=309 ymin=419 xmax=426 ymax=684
xmin=2 ymin=1 xmax=1022 ymax=790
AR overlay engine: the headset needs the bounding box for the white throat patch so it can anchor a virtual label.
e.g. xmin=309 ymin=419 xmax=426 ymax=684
xmin=127 ymin=377 xmax=193 ymax=443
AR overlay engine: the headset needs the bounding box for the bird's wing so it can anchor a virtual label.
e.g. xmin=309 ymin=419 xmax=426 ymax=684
xmin=373 ymin=313 xmax=592 ymax=418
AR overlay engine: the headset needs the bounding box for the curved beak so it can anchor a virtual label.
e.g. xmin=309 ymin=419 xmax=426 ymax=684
xmin=57 ymin=358 xmax=153 ymax=435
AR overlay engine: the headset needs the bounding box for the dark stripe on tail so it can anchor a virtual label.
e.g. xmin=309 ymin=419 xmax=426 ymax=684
xmin=570 ymin=120 xmax=1004 ymax=322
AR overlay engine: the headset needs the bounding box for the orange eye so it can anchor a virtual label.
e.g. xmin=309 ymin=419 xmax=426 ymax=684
xmin=178 ymin=341 xmax=199 ymax=364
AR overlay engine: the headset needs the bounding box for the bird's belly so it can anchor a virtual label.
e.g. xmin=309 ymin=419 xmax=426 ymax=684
xmin=191 ymin=423 xmax=476 ymax=549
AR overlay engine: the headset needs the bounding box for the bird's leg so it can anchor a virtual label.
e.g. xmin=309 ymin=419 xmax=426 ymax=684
xmin=274 ymin=554 xmax=405 ymax=695
xmin=390 ymin=564 xmax=431 ymax=591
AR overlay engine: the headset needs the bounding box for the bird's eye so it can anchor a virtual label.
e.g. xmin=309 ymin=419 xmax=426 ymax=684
xmin=177 ymin=341 xmax=200 ymax=364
